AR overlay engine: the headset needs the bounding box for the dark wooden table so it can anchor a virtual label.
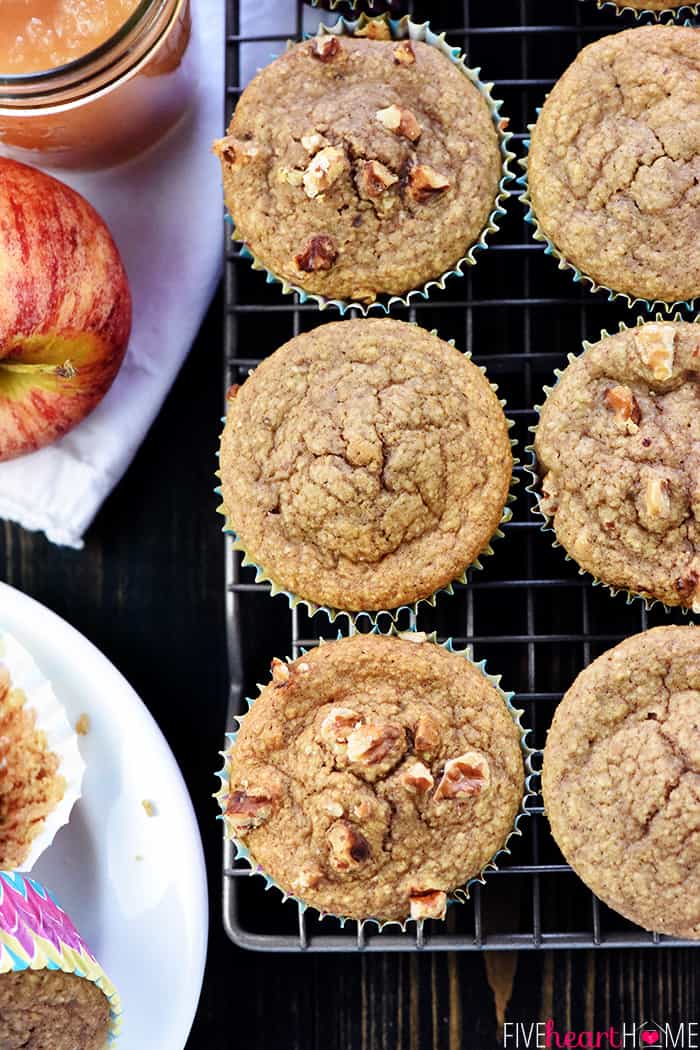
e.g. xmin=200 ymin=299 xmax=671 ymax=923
xmin=2 ymin=290 xmax=696 ymax=1048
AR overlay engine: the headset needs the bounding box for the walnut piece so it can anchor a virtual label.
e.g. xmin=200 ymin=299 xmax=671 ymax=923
xmin=410 ymin=890 xmax=447 ymax=921
xmin=292 ymin=865 xmax=323 ymax=893
xmin=279 ymin=167 xmax=304 ymax=188
xmin=300 ymin=131 xmax=329 ymax=154
xmin=375 ymin=104 xmax=422 ymax=142
xmin=311 ymin=35 xmax=341 ymax=61
xmin=319 ymin=707 xmax=362 ymax=755
xmin=393 ymin=40 xmax=416 ymax=65
xmin=635 ymin=324 xmax=676 ymax=381
xmin=295 ymin=235 xmax=338 ymax=272
xmin=603 ymin=385 xmax=641 ymax=428
xmin=270 ymin=657 xmax=290 ymax=685
xmin=212 ymin=135 xmax=260 ymax=166
xmin=676 ymin=569 xmax=700 ymax=608
xmin=353 ymin=799 xmax=373 ymax=821
xmin=346 ymin=721 xmax=406 ymax=768
xmin=355 ymin=20 xmax=391 ymax=40
xmin=358 ymin=160 xmax=398 ymax=198
xmin=539 ymin=471 xmax=559 ymax=517
xmin=225 ymin=790 xmax=275 ymax=833
xmin=645 ymin=476 xmax=671 ymax=519
xmin=327 ymin=820 xmax=371 ymax=871
xmin=303 ymin=145 xmax=347 ymax=199
xmin=414 ymin=714 xmax=440 ymax=758
xmin=401 ymin=760 xmax=434 ymax=794
xmin=434 ymin=752 xmax=490 ymax=801
xmin=407 ymin=165 xmax=450 ymax=203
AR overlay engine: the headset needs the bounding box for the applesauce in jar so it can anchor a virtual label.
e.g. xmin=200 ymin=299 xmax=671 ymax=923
xmin=0 ymin=1 xmax=140 ymax=73
xmin=0 ymin=0 xmax=196 ymax=169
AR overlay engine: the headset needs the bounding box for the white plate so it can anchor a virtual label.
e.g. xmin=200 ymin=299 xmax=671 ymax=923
xmin=0 ymin=581 xmax=208 ymax=1050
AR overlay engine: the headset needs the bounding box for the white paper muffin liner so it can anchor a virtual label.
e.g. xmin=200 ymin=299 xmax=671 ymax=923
xmin=226 ymin=12 xmax=515 ymax=315
xmin=215 ymin=627 xmax=536 ymax=933
xmin=526 ymin=313 xmax=700 ymax=616
xmin=216 ymin=326 xmax=518 ymax=624
xmin=0 ymin=632 xmax=85 ymax=872
xmin=519 ymin=108 xmax=699 ymax=315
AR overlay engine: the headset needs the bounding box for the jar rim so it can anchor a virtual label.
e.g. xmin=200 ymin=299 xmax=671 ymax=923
xmin=0 ymin=0 xmax=166 ymax=89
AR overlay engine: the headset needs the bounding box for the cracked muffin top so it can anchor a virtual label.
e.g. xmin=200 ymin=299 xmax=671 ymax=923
xmin=219 ymin=318 xmax=513 ymax=613
xmin=528 ymin=25 xmax=700 ymax=303
xmin=543 ymin=625 xmax=700 ymax=940
xmin=214 ymin=29 xmax=503 ymax=303
xmin=0 ymin=970 xmax=110 ymax=1050
xmin=534 ymin=320 xmax=700 ymax=610
xmin=219 ymin=633 xmax=525 ymax=923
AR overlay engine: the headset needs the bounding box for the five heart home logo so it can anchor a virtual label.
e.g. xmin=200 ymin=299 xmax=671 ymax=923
xmin=640 ymin=1023 xmax=665 ymax=1048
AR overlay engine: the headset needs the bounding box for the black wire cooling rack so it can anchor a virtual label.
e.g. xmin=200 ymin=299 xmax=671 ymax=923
xmin=222 ymin=0 xmax=699 ymax=952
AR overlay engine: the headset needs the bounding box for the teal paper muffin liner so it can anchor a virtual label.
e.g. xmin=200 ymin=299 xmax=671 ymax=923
xmin=519 ymin=114 xmax=699 ymax=316
xmin=0 ymin=871 xmax=121 ymax=1044
xmin=581 ymin=0 xmax=700 ymax=19
xmin=526 ymin=313 xmax=700 ymax=616
xmin=226 ymin=12 xmax=515 ymax=315
xmin=215 ymin=628 xmax=537 ymax=934
xmin=216 ymin=328 xmax=518 ymax=625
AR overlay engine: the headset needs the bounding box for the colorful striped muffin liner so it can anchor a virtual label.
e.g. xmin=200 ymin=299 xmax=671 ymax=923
xmin=525 ymin=313 xmax=700 ymax=616
xmin=519 ymin=114 xmax=699 ymax=316
xmin=215 ymin=628 xmax=537 ymax=934
xmin=580 ymin=0 xmax=700 ymax=20
xmin=215 ymin=330 xmax=518 ymax=625
xmin=227 ymin=12 xmax=515 ymax=315
xmin=0 ymin=632 xmax=85 ymax=872
xmin=0 ymin=871 xmax=121 ymax=1043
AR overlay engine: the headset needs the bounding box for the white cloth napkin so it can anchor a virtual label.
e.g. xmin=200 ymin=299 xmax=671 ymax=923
xmin=0 ymin=0 xmax=225 ymax=548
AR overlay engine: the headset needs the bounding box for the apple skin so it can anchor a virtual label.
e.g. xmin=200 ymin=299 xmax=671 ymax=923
xmin=0 ymin=158 xmax=132 ymax=461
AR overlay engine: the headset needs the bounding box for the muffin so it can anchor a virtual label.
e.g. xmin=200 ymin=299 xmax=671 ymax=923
xmin=217 ymin=633 xmax=527 ymax=923
xmin=526 ymin=26 xmax=700 ymax=305
xmin=219 ymin=318 xmax=513 ymax=615
xmin=533 ymin=320 xmax=700 ymax=611
xmin=543 ymin=625 xmax=700 ymax=940
xmin=0 ymin=633 xmax=84 ymax=870
xmin=0 ymin=872 xmax=120 ymax=1048
xmin=0 ymin=971 xmax=111 ymax=1050
xmin=214 ymin=21 xmax=506 ymax=305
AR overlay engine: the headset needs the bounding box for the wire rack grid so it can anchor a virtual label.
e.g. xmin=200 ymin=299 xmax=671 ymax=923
xmin=222 ymin=0 xmax=699 ymax=952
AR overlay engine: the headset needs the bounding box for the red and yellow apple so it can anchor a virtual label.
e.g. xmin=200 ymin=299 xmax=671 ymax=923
xmin=0 ymin=158 xmax=131 ymax=461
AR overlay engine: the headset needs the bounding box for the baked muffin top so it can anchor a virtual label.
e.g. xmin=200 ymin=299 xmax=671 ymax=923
xmin=535 ymin=321 xmax=700 ymax=610
xmin=614 ymin=1 xmax=690 ymax=8
xmin=0 ymin=664 xmax=65 ymax=869
xmin=614 ymin=0 xmax=689 ymax=7
xmin=0 ymin=970 xmax=110 ymax=1050
xmin=219 ymin=318 xmax=513 ymax=613
xmin=543 ymin=625 xmax=700 ymax=940
xmin=528 ymin=26 xmax=700 ymax=303
xmin=215 ymin=30 xmax=503 ymax=302
xmin=220 ymin=633 xmax=525 ymax=923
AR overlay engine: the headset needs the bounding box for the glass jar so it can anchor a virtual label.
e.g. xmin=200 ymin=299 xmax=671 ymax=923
xmin=0 ymin=0 xmax=195 ymax=170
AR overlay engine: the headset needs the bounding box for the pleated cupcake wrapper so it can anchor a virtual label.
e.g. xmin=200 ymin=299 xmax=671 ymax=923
xmin=0 ymin=871 xmax=121 ymax=1044
xmin=216 ymin=332 xmax=518 ymax=625
xmin=525 ymin=313 xmax=700 ymax=616
xmin=582 ymin=0 xmax=700 ymax=19
xmin=518 ymin=114 xmax=698 ymax=316
xmin=215 ymin=627 xmax=536 ymax=933
xmin=0 ymin=632 xmax=85 ymax=872
xmin=229 ymin=12 xmax=515 ymax=316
